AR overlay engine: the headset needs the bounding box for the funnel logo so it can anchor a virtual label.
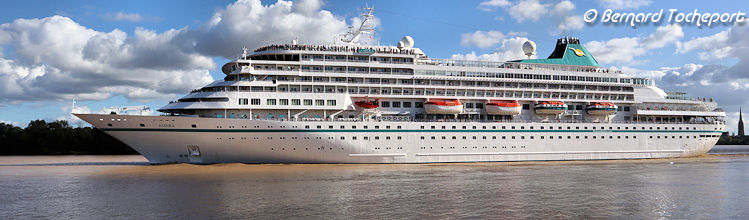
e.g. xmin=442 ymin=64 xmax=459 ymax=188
xmin=569 ymin=48 xmax=585 ymax=57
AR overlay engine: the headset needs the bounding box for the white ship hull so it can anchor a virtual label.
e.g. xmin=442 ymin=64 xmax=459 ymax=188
xmin=76 ymin=114 xmax=724 ymax=164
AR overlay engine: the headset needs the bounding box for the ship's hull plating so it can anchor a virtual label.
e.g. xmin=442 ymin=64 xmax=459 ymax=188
xmin=76 ymin=114 xmax=724 ymax=164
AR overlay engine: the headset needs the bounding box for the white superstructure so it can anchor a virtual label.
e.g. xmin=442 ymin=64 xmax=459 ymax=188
xmin=75 ymin=9 xmax=725 ymax=164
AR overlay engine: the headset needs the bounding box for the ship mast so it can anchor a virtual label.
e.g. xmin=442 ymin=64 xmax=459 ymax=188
xmin=338 ymin=6 xmax=375 ymax=44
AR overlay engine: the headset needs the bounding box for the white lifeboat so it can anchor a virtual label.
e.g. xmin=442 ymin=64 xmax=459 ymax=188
xmin=534 ymin=101 xmax=567 ymax=115
xmin=486 ymin=100 xmax=522 ymax=115
xmin=586 ymin=102 xmax=618 ymax=115
xmin=424 ymin=100 xmax=463 ymax=114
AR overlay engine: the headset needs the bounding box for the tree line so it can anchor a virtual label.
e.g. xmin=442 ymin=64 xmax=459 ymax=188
xmin=0 ymin=120 xmax=137 ymax=155
xmin=717 ymin=135 xmax=749 ymax=145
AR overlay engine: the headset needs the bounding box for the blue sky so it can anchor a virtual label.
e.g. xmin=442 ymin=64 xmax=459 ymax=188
xmin=0 ymin=0 xmax=747 ymax=133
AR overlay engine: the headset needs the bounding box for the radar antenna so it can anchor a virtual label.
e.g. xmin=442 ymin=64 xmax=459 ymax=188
xmin=338 ymin=6 xmax=375 ymax=44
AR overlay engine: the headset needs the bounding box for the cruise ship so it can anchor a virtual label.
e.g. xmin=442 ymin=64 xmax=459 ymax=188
xmin=75 ymin=9 xmax=725 ymax=164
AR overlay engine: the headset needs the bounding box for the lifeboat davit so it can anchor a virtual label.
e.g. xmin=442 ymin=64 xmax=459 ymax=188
xmin=486 ymin=100 xmax=522 ymax=115
xmin=424 ymin=100 xmax=463 ymax=114
xmin=534 ymin=101 xmax=567 ymax=115
xmin=586 ymin=102 xmax=618 ymax=115
xmin=354 ymin=99 xmax=379 ymax=109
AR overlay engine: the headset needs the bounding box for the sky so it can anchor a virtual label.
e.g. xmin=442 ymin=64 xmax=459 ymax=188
xmin=0 ymin=0 xmax=747 ymax=134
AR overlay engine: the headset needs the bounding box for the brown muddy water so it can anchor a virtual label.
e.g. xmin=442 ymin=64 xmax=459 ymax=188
xmin=1 ymin=145 xmax=748 ymax=219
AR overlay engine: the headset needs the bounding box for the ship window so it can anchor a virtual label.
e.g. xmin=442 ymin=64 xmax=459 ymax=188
xmin=392 ymin=102 xmax=401 ymax=108
xmin=463 ymin=136 xmax=467 ymax=139
xmin=540 ymin=136 xmax=544 ymax=139
xmin=442 ymin=136 xmax=446 ymax=139
xmin=303 ymin=99 xmax=312 ymax=105
xmin=403 ymin=102 xmax=412 ymax=108
xmin=140 ymin=124 xmax=146 ymax=127
xmin=266 ymin=99 xmax=277 ymax=105
xmin=472 ymin=136 xmax=477 ymax=139
xmin=381 ymin=101 xmax=390 ymax=107
xmin=462 ymin=126 xmax=467 ymax=129
xmin=315 ymin=99 xmax=324 ymax=106
xmin=329 ymin=125 xmax=334 ymax=129
xmin=291 ymin=99 xmax=301 ymax=105
xmin=502 ymin=136 xmax=506 ymax=139
xmin=421 ymin=136 xmax=425 ymax=140
xmin=251 ymin=99 xmax=260 ymax=105
xmin=340 ymin=137 xmax=345 ymax=140
xmin=398 ymin=136 xmax=402 ymax=140
xmin=239 ymin=98 xmax=249 ymax=105
xmin=364 ymin=126 xmax=368 ymax=129
xmin=386 ymin=136 xmax=391 ymax=140
xmin=550 ymin=136 xmax=553 ymax=139
xmin=430 ymin=136 xmax=434 ymax=140
xmin=327 ymin=100 xmax=336 ymax=106
xmin=353 ymin=137 xmax=357 ymax=140
xmin=522 ymin=104 xmax=530 ymax=109
xmin=512 ymin=136 xmax=515 ymax=139
xmin=352 ymin=126 xmax=357 ymax=129
xmin=191 ymin=124 xmax=195 ymax=128
xmin=317 ymin=125 xmax=322 ymax=129
xmin=452 ymin=136 xmax=457 ymax=139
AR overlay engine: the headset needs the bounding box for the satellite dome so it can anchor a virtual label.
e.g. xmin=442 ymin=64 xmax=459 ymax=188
xmin=397 ymin=41 xmax=404 ymax=48
xmin=522 ymin=40 xmax=536 ymax=58
xmin=399 ymin=36 xmax=414 ymax=48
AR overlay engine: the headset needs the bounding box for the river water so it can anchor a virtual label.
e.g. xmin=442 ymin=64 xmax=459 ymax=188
xmin=1 ymin=146 xmax=748 ymax=219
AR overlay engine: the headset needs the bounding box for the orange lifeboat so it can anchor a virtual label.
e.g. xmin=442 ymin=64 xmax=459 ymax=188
xmin=354 ymin=99 xmax=379 ymax=109
xmin=534 ymin=101 xmax=567 ymax=115
xmin=586 ymin=102 xmax=618 ymax=115
xmin=486 ymin=100 xmax=522 ymax=115
xmin=424 ymin=100 xmax=463 ymax=114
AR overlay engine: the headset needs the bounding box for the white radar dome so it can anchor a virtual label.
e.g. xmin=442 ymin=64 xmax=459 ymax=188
xmin=522 ymin=40 xmax=536 ymax=58
xmin=399 ymin=36 xmax=414 ymax=48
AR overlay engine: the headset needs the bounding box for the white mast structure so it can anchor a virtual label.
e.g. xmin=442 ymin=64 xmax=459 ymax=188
xmin=338 ymin=6 xmax=375 ymax=44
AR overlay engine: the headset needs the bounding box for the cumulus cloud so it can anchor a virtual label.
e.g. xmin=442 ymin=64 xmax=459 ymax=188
xmin=0 ymin=16 xmax=215 ymax=103
xmin=452 ymin=36 xmax=535 ymax=61
xmin=187 ymin=0 xmax=348 ymax=57
xmin=551 ymin=0 xmax=583 ymax=33
xmin=597 ymin=0 xmax=652 ymax=10
xmin=0 ymin=119 xmax=21 ymax=127
xmin=112 ymin=12 xmax=143 ymax=22
xmin=0 ymin=0 xmax=353 ymax=104
xmin=477 ymin=0 xmax=583 ymax=34
xmin=507 ymin=0 xmax=549 ymax=22
xmin=676 ymin=25 xmax=749 ymax=82
xmin=478 ymin=0 xmax=511 ymax=11
xmin=460 ymin=30 xmax=505 ymax=48
xmin=585 ymin=24 xmax=683 ymax=64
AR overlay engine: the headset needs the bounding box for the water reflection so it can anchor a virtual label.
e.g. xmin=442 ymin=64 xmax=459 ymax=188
xmin=0 ymin=146 xmax=747 ymax=218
